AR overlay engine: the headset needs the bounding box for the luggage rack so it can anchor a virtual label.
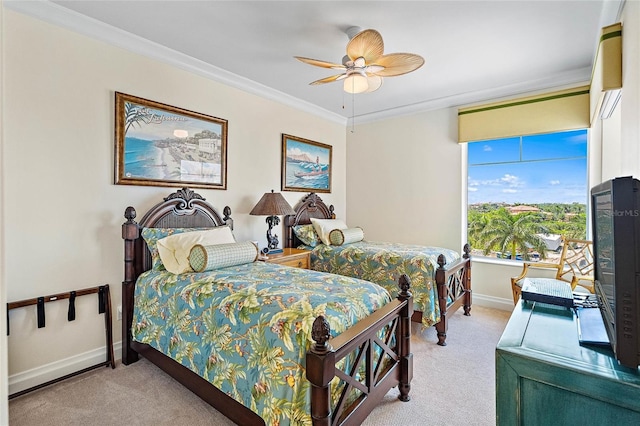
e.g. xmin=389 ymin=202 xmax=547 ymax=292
xmin=7 ymin=284 xmax=115 ymax=398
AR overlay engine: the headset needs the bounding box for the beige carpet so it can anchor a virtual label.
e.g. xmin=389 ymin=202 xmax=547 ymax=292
xmin=9 ymin=305 xmax=511 ymax=426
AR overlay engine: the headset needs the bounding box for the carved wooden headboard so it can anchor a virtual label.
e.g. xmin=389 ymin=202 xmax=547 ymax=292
xmin=283 ymin=192 xmax=335 ymax=248
xmin=123 ymin=187 xmax=232 ymax=277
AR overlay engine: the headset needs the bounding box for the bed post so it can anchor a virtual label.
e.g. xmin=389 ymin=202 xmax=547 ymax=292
xmin=307 ymin=316 xmax=335 ymax=426
xmin=435 ymin=255 xmax=449 ymax=346
xmin=463 ymin=243 xmax=472 ymax=316
xmin=122 ymin=206 xmax=140 ymax=365
xmin=397 ymin=274 xmax=413 ymax=402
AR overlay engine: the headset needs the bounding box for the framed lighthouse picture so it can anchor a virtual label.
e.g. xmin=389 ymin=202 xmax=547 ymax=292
xmin=281 ymin=134 xmax=332 ymax=193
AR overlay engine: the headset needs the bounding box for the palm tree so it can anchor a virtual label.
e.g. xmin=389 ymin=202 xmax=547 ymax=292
xmin=478 ymin=208 xmax=550 ymax=261
xmin=467 ymin=210 xmax=489 ymax=249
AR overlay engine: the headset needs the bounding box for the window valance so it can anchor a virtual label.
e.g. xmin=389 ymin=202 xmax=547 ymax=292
xmin=458 ymin=86 xmax=590 ymax=143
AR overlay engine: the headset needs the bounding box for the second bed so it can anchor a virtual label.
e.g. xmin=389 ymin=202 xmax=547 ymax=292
xmin=284 ymin=192 xmax=472 ymax=346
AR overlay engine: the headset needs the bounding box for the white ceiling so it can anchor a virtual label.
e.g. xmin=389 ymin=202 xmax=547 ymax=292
xmin=8 ymin=1 xmax=623 ymax=122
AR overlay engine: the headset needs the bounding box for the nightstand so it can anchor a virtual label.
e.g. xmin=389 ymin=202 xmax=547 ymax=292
xmin=261 ymin=248 xmax=310 ymax=269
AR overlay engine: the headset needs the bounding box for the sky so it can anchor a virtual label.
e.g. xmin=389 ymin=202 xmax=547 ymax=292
xmin=467 ymin=129 xmax=588 ymax=205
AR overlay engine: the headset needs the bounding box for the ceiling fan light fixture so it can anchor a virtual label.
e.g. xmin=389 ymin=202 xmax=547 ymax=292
xmin=297 ymin=28 xmax=423 ymax=94
xmin=343 ymin=73 xmax=368 ymax=94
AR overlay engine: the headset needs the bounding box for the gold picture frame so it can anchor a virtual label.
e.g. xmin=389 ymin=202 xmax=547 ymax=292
xmin=115 ymin=92 xmax=228 ymax=190
xmin=281 ymin=134 xmax=332 ymax=193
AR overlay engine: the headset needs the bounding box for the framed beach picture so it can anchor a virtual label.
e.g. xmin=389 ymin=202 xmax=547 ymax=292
xmin=115 ymin=92 xmax=228 ymax=190
xmin=281 ymin=134 xmax=332 ymax=193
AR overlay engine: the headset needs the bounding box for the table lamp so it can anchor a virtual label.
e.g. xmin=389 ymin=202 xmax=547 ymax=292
xmin=249 ymin=190 xmax=296 ymax=254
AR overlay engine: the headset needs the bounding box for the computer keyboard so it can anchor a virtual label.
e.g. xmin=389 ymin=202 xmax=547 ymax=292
xmin=573 ymin=294 xmax=599 ymax=308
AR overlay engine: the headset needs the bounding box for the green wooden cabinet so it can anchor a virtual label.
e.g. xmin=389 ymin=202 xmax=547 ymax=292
xmin=496 ymin=302 xmax=640 ymax=425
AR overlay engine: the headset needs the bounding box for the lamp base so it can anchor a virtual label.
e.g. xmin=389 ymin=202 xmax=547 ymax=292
xmin=261 ymin=247 xmax=284 ymax=255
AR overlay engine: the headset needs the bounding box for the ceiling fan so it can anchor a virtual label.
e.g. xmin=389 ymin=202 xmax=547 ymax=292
xmin=295 ymin=26 xmax=425 ymax=94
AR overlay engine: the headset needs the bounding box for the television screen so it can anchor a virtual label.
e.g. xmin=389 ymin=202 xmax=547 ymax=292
xmin=593 ymin=191 xmax=615 ymax=316
xmin=591 ymin=176 xmax=640 ymax=369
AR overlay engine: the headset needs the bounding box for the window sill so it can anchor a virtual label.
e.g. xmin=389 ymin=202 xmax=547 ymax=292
xmin=471 ymin=255 xmax=525 ymax=268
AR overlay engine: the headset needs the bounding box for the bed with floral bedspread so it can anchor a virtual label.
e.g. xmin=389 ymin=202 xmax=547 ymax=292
xmin=131 ymin=260 xmax=391 ymax=425
xmin=305 ymin=241 xmax=460 ymax=328
xmin=284 ymin=192 xmax=472 ymax=346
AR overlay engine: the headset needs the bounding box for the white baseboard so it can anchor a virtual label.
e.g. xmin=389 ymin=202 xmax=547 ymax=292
xmin=9 ymin=341 xmax=122 ymax=396
xmin=471 ymin=293 xmax=514 ymax=312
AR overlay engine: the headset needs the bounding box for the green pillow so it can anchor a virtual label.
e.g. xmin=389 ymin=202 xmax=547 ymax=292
xmin=189 ymin=241 xmax=258 ymax=272
xmin=329 ymin=227 xmax=364 ymax=246
xmin=293 ymin=224 xmax=320 ymax=247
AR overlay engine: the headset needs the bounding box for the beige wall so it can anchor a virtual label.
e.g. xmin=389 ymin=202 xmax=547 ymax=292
xmin=346 ymin=108 xmax=462 ymax=249
xmin=619 ymin=0 xmax=640 ymax=178
xmin=1 ymin=0 xmax=8 ymax=421
xmin=3 ymin=10 xmax=345 ymax=393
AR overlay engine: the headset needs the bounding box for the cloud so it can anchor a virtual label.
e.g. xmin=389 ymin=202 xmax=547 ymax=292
xmin=550 ymin=180 xmax=560 ymax=185
xmin=501 ymin=174 xmax=520 ymax=185
xmin=503 ymin=189 xmax=518 ymax=193
xmin=483 ymin=145 xmax=492 ymax=152
xmin=468 ymin=187 xmax=478 ymax=192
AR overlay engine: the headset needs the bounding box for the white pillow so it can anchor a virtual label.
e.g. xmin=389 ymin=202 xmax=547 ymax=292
xmin=157 ymin=227 xmax=236 ymax=274
xmin=310 ymin=218 xmax=348 ymax=245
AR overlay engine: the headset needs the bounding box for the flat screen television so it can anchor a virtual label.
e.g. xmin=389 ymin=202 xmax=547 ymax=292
xmin=591 ymin=176 xmax=640 ymax=369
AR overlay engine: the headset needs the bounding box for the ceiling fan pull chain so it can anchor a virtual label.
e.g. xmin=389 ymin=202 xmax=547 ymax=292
xmin=350 ymin=91 xmax=356 ymax=133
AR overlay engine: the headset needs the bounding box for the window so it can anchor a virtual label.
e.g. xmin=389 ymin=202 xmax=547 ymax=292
xmin=467 ymin=129 xmax=588 ymax=262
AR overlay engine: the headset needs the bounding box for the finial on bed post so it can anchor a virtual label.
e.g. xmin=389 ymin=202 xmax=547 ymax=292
xmin=223 ymin=206 xmax=233 ymax=230
xmin=307 ymin=315 xmax=335 ymax=426
xmin=463 ymin=243 xmax=471 ymax=259
xmin=122 ymin=206 xmax=140 ymax=365
xmin=124 ymin=206 xmax=136 ymax=222
xmin=396 ymin=274 xmax=413 ymax=402
xmin=329 ymin=205 xmax=335 ymax=219
xmin=397 ymin=274 xmax=412 ymax=301
xmin=311 ymin=316 xmax=331 ymax=354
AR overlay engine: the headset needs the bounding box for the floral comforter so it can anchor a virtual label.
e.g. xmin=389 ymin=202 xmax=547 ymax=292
xmin=132 ymin=261 xmax=391 ymax=426
xmin=307 ymin=241 xmax=460 ymax=327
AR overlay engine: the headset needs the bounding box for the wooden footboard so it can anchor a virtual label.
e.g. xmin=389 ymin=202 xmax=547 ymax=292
xmin=433 ymin=244 xmax=472 ymax=346
xmin=307 ymin=275 xmax=413 ymax=426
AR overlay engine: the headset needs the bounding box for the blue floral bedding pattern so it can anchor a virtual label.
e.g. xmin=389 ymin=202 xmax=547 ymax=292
xmin=307 ymin=241 xmax=460 ymax=327
xmin=132 ymin=261 xmax=391 ymax=426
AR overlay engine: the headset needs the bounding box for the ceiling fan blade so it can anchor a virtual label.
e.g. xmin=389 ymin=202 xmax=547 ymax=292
xmin=364 ymin=75 xmax=383 ymax=93
xmin=309 ymin=74 xmax=346 ymax=85
xmin=346 ymin=29 xmax=384 ymax=63
xmin=372 ymin=53 xmax=425 ymax=77
xmin=295 ymin=56 xmax=345 ymax=70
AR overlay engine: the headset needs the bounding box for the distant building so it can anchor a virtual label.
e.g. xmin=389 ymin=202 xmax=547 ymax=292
xmin=507 ymin=205 xmax=540 ymax=214
xmin=536 ymin=233 xmax=563 ymax=251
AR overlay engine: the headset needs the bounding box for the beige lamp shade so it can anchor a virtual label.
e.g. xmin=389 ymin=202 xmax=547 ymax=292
xmin=250 ymin=190 xmax=296 ymax=216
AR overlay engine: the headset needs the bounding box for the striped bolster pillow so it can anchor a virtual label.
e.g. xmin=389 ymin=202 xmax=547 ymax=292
xmin=189 ymin=241 xmax=258 ymax=272
xmin=329 ymin=227 xmax=364 ymax=246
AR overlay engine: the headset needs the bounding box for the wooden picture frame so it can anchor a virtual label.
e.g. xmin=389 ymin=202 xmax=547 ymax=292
xmin=115 ymin=92 xmax=228 ymax=190
xmin=281 ymin=134 xmax=332 ymax=193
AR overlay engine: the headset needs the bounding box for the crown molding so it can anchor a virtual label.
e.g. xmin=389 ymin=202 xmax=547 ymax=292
xmin=4 ymin=0 xmax=347 ymax=125
xmin=354 ymin=66 xmax=592 ymax=124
